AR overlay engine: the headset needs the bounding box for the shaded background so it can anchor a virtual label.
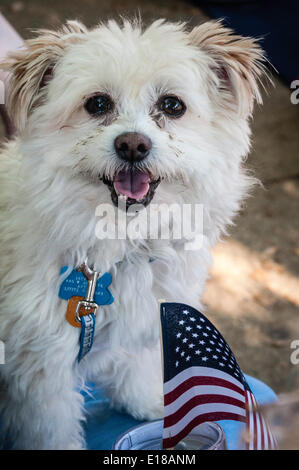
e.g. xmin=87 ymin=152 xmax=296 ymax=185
xmin=0 ymin=0 xmax=299 ymax=395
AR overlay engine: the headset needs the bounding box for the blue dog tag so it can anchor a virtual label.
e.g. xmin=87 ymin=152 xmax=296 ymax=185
xmin=58 ymin=266 xmax=114 ymax=306
xmin=59 ymin=266 xmax=114 ymax=362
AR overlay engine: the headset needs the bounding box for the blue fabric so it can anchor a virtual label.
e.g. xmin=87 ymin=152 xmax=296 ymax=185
xmin=82 ymin=374 xmax=277 ymax=450
xmin=197 ymin=0 xmax=299 ymax=85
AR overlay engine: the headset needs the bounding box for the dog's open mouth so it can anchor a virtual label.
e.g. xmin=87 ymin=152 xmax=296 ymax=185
xmin=102 ymin=168 xmax=161 ymax=209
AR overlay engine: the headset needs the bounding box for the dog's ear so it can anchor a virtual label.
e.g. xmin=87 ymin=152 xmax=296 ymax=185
xmin=1 ymin=20 xmax=87 ymax=131
xmin=189 ymin=20 xmax=268 ymax=118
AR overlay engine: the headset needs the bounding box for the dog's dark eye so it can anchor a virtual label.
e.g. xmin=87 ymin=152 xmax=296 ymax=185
xmin=84 ymin=94 xmax=114 ymax=116
xmin=159 ymin=95 xmax=186 ymax=118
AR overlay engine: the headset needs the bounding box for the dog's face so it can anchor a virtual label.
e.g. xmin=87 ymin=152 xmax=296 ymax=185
xmin=3 ymin=20 xmax=265 ymax=243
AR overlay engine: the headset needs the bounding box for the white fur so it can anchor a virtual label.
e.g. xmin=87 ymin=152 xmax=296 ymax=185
xmin=0 ymin=19 xmax=265 ymax=449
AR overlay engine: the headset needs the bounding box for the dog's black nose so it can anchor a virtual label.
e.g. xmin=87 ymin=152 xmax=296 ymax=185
xmin=114 ymin=132 xmax=152 ymax=162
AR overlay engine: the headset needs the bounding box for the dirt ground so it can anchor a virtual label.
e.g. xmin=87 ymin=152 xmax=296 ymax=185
xmin=1 ymin=0 xmax=299 ymax=395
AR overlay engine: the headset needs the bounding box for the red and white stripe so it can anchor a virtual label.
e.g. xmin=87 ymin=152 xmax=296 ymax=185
xmin=245 ymin=390 xmax=277 ymax=450
xmin=163 ymin=366 xmax=247 ymax=448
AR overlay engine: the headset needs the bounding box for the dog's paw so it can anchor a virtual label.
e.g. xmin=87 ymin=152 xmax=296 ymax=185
xmin=126 ymin=391 xmax=164 ymax=421
xmin=136 ymin=404 xmax=164 ymax=421
xmin=64 ymin=442 xmax=86 ymax=450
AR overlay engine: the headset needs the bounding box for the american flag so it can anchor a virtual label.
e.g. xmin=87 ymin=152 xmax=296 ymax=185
xmin=160 ymin=302 xmax=277 ymax=450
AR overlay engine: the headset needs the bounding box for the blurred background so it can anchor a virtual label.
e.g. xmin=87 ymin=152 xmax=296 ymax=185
xmin=0 ymin=0 xmax=298 ymax=397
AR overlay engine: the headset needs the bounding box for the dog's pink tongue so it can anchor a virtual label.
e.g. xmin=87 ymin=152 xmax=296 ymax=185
xmin=114 ymin=169 xmax=150 ymax=199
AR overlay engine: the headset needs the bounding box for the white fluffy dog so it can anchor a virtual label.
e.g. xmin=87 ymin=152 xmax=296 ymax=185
xmin=0 ymin=18 xmax=266 ymax=449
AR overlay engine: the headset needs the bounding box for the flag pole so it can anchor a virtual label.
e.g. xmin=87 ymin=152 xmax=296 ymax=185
xmin=158 ymin=298 xmax=165 ymax=384
xmin=158 ymin=299 xmax=174 ymax=451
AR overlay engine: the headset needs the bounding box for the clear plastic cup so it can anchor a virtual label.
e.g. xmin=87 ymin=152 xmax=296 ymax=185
xmin=113 ymin=420 xmax=226 ymax=450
